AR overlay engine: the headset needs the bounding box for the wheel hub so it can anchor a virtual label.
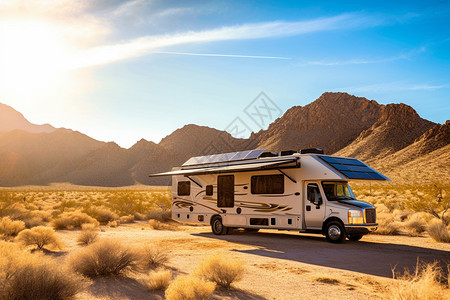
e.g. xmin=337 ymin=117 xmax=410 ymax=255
xmin=328 ymin=225 xmax=341 ymax=240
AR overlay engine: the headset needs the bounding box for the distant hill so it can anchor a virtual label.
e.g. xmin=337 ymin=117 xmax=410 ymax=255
xmin=0 ymin=103 xmax=56 ymax=133
xmin=0 ymin=93 xmax=448 ymax=186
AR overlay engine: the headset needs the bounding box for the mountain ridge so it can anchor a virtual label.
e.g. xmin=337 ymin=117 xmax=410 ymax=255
xmin=0 ymin=92 xmax=448 ymax=186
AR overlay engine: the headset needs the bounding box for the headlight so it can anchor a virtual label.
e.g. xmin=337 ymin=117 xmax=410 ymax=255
xmin=348 ymin=210 xmax=364 ymax=224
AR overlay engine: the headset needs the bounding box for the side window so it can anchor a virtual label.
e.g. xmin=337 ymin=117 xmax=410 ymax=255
xmin=251 ymin=175 xmax=284 ymax=194
xmin=217 ymin=175 xmax=234 ymax=207
xmin=307 ymin=183 xmax=321 ymax=204
xmin=177 ymin=181 xmax=191 ymax=196
xmin=205 ymin=185 xmax=213 ymax=196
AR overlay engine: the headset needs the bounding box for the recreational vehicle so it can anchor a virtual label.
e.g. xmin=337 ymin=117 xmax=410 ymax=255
xmin=149 ymin=149 xmax=389 ymax=243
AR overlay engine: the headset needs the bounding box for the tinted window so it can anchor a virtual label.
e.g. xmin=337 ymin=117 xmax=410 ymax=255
xmin=307 ymin=183 xmax=320 ymax=203
xmin=251 ymin=175 xmax=284 ymax=194
xmin=218 ymin=175 xmax=234 ymax=207
xmin=177 ymin=181 xmax=191 ymax=196
xmin=205 ymin=185 xmax=213 ymax=196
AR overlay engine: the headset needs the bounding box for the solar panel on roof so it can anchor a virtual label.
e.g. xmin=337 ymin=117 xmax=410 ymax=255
xmin=182 ymin=149 xmax=266 ymax=166
xmin=318 ymin=155 xmax=389 ymax=181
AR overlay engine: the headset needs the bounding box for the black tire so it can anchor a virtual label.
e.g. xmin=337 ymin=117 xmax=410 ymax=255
xmin=325 ymin=221 xmax=346 ymax=243
xmin=211 ymin=216 xmax=229 ymax=235
xmin=347 ymin=234 xmax=364 ymax=241
xmin=244 ymin=228 xmax=260 ymax=232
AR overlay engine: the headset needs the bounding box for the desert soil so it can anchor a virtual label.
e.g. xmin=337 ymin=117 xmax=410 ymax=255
xmin=52 ymin=223 xmax=450 ymax=300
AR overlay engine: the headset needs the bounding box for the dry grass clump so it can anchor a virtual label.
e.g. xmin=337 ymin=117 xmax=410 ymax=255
xmin=147 ymin=208 xmax=172 ymax=222
xmin=165 ymin=275 xmax=216 ymax=300
xmin=52 ymin=211 xmax=99 ymax=230
xmin=119 ymin=215 xmax=135 ymax=224
xmin=142 ymin=268 xmax=172 ymax=291
xmin=148 ymin=219 xmax=176 ymax=230
xmin=139 ymin=245 xmax=169 ymax=270
xmin=68 ymin=238 xmax=140 ymax=277
xmin=387 ymin=262 xmax=449 ymax=299
xmin=404 ymin=213 xmax=427 ymax=236
xmin=84 ymin=206 xmax=118 ymax=224
xmin=427 ymin=220 xmax=450 ymax=243
xmin=373 ymin=214 xmax=401 ymax=235
xmin=0 ymin=241 xmax=84 ymax=300
xmin=16 ymin=226 xmax=63 ymax=251
xmin=314 ymin=276 xmax=341 ymax=285
xmin=195 ymin=253 xmax=244 ymax=289
xmin=76 ymin=225 xmax=99 ymax=246
xmin=107 ymin=220 xmax=118 ymax=228
xmin=0 ymin=216 xmax=25 ymax=239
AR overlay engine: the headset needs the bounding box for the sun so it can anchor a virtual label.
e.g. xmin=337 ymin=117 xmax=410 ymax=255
xmin=0 ymin=19 xmax=71 ymax=96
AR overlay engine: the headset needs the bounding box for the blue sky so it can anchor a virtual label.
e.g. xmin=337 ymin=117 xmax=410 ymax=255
xmin=0 ymin=0 xmax=449 ymax=147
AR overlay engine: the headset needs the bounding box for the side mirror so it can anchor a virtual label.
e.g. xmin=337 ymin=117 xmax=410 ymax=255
xmin=315 ymin=197 xmax=323 ymax=207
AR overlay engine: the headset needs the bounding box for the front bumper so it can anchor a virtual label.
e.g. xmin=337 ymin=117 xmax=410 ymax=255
xmin=345 ymin=224 xmax=378 ymax=235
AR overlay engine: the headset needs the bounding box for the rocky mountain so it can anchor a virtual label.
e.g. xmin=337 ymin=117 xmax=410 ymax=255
xmin=0 ymin=103 xmax=56 ymax=133
xmin=335 ymin=103 xmax=435 ymax=161
xmin=0 ymin=92 xmax=448 ymax=186
xmin=252 ymin=92 xmax=384 ymax=154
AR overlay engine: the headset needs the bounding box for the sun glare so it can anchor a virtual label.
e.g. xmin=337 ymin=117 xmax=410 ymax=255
xmin=0 ymin=19 xmax=71 ymax=95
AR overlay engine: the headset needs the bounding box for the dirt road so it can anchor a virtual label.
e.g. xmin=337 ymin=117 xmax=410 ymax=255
xmin=58 ymin=224 xmax=449 ymax=300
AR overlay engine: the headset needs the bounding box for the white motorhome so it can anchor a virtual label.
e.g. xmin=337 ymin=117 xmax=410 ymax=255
xmin=149 ymin=149 xmax=389 ymax=243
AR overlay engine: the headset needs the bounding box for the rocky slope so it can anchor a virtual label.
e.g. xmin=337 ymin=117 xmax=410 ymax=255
xmin=335 ymin=103 xmax=435 ymax=160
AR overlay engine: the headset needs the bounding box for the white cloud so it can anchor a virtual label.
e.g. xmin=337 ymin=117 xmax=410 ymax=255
xmin=68 ymin=13 xmax=381 ymax=69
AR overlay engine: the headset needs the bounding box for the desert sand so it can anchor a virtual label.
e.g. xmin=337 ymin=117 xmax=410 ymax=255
xmin=52 ymin=223 xmax=450 ymax=300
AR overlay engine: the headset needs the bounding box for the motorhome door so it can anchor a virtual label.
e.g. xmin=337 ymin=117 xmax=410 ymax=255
xmin=304 ymin=182 xmax=326 ymax=228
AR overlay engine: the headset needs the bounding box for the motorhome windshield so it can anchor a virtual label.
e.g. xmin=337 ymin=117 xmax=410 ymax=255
xmin=322 ymin=181 xmax=356 ymax=201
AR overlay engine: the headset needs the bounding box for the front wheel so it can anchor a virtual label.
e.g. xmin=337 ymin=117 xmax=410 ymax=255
xmin=211 ymin=216 xmax=229 ymax=235
xmin=347 ymin=234 xmax=364 ymax=241
xmin=325 ymin=221 xmax=346 ymax=243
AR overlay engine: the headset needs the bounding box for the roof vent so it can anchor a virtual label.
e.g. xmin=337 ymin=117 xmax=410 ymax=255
xmin=280 ymin=150 xmax=297 ymax=156
xmin=260 ymin=151 xmax=278 ymax=158
xmin=300 ymin=148 xmax=324 ymax=154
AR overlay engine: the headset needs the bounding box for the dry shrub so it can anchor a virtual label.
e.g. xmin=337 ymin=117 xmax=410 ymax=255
xmin=76 ymin=226 xmax=99 ymax=246
xmin=16 ymin=226 xmax=63 ymax=251
xmin=314 ymin=277 xmax=341 ymax=285
xmin=427 ymin=220 xmax=450 ymax=243
xmin=139 ymin=245 xmax=169 ymax=270
xmin=405 ymin=213 xmax=427 ymax=236
xmin=165 ymin=275 xmax=216 ymax=300
xmin=373 ymin=214 xmax=401 ymax=235
xmin=0 ymin=241 xmax=84 ymax=300
xmin=0 ymin=217 xmax=25 ymax=238
xmin=107 ymin=220 xmax=118 ymax=228
xmin=195 ymin=253 xmax=244 ymax=289
xmin=148 ymin=219 xmax=175 ymax=230
xmin=68 ymin=238 xmax=140 ymax=277
xmin=142 ymin=268 xmax=172 ymax=291
xmin=52 ymin=211 xmax=99 ymax=230
xmin=147 ymin=208 xmax=171 ymax=222
xmin=387 ymin=262 xmax=449 ymax=299
xmin=119 ymin=215 xmax=135 ymax=224
xmin=85 ymin=206 xmax=118 ymax=224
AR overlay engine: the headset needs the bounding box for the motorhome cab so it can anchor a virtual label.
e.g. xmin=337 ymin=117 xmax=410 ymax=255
xmin=149 ymin=149 xmax=389 ymax=243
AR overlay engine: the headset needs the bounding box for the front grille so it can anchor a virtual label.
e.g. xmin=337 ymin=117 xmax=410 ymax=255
xmin=365 ymin=208 xmax=376 ymax=224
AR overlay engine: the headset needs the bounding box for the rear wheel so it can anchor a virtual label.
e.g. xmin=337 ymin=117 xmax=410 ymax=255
xmin=347 ymin=234 xmax=364 ymax=241
xmin=211 ymin=216 xmax=229 ymax=235
xmin=325 ymin=221 xmax=346 ymax=243
xmin=244 ymin=228 xmax=259 ymax=232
